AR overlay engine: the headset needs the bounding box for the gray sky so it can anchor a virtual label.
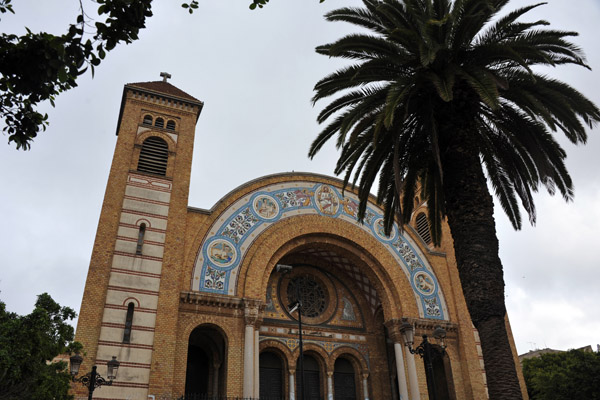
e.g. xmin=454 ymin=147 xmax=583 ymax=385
xmin=1 ymin=0 xmax=599 ymax=355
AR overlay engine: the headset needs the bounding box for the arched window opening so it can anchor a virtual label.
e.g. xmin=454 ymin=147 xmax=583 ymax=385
xmin=155 ymin=117 xmax=164 ymax=128
xmin=297 ymin=354 xmax=321 ymax=400
xmin=123 ymin=302 xmax=134 ymax=343
xmin=166 ymin=120 xmax=176 ymax=130
xmin=136 ymin=223 xmax=146 ymax=255
xmin=416 ymin=212 xmax=432 ymax=245
xmin=259 ymin=352 xmax=284 ymax=400
xmin=334 ymin=357 xmax=357 ymax=400
xmin=137 ymin=136 xmax=169 ymax=176
xmin=143 ymin=115 xmax=153 ymax=125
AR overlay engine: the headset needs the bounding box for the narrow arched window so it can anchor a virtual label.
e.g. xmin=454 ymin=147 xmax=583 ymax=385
xmin=166 ymin=120 xmax=176 ymax=130
xmin=123 ymin=302 xmax=135 ymax=343
xmin=155 ymin=117 xmax=164 ymax=128
xmin=143 ymin=115 xmax=153 ymax=125
xmin=136 ymin=223 xmax=146 ymax=255
xmin=137 ymin=137 xmax=169 ymax=176
xmin=416 ymin=212 xmax=432 ymax=244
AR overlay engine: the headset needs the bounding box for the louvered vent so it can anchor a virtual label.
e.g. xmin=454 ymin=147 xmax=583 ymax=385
xmin=137 ymin=137 xmax=168 ymax=176
xmin=155 ymin=118 xmax=164 ymax=128
xmin=166 ymin=120 xmax=176 ymax=130
xmin=143 ymin=115 xmax=153 ymax=125
xmin=416 ymin=212 xmax=432 ymax=244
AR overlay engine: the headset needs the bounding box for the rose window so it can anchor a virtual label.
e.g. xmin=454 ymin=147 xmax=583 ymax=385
xmin=287 ymin=275 xmax=327 ymax=318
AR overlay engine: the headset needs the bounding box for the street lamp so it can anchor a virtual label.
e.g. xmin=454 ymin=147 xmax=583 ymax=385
xmin=70 ymin=354 xmax=120 ymax=400
xmin=400 ymin=322 xmax=447 ymax=400
xmin=276 ymin=263 xmax=306 ymax=400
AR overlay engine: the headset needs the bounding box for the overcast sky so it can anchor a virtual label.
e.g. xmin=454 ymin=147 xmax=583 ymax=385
xmin=1 ymin=0 xmax=599 ymax=355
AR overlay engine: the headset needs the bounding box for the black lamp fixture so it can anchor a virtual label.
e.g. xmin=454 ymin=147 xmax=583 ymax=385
xmin=400 ymin=321 xmax=447 ymax=400
xmin=70 ymin=353 xmax=120 ymax=400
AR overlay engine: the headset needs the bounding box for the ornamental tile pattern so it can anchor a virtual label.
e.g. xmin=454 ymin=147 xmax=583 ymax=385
xmin=192 ymin=182 xmax=446 ymax=320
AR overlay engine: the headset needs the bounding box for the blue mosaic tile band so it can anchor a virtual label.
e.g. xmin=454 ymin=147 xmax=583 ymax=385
xmin=193 ymin=182 xmax=445 ymax=320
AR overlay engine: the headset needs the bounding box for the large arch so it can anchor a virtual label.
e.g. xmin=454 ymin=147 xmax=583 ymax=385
xmin=189 ymin=178 xmax=448 ymax=321
xmin=237 ymin=217 xmax=416 ymax=322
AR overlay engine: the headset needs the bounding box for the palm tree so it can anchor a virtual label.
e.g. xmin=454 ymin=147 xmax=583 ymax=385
xmin=309 ymin=0 xmax=600 ymax=398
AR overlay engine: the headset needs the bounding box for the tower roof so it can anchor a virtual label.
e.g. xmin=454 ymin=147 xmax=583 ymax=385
xmin=115 ymin=80 xmax=203 ymax=135
xmin=126 ymin=80 xmax=202 ymax=104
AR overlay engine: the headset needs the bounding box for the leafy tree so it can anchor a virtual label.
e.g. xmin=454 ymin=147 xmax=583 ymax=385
xmin=523 ymin=350 xmax=600 ymax=400
xmin=0 ymin=0 xmax=309 ymax=150
xmin=309 ymin=0 xmax=600 ymax=398
xmin=0 ymin=293 xmax=80 ymax=400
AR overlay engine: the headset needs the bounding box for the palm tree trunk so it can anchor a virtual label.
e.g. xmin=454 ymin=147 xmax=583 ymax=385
xmin=440 ymin=131 xmax=523 ymax=400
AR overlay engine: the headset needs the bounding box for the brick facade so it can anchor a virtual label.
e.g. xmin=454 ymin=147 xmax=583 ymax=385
xmin=73 ymin=81 xmax=527 ymax=400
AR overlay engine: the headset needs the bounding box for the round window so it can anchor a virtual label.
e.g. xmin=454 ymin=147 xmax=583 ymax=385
xmin=287 ymin=275 xmax=327 ymax=318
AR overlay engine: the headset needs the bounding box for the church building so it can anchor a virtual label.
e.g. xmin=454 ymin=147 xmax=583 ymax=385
xmin=73 ymin=79 xmax=527 ymax=400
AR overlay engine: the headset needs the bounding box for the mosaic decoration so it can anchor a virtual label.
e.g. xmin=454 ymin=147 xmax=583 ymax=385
xmin=192 ymin=182 xmax=447 ymax=320
xmin=413 ymin=271 xmax=435 ymax=296
xmin=253 ymin=195 xmax=279 ymax=220
xmin=341 ymin=297 xmax=356 ymax=321
xmin=265 ymin=285 xmax=275 ymax=312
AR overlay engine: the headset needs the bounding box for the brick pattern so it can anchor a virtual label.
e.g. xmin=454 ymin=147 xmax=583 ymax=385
xmin=74 ymin=81 xmax=526 ymax=400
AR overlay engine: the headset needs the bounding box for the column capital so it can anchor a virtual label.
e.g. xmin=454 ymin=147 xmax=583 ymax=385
xmin=289 ymin=368 xmax=296 ymax=375
xmin=384 ymin=318 xmax=407 ymax=343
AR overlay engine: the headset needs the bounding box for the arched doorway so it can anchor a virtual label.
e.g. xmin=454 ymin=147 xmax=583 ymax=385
xmin=184 ymin=325 xmax=226 ymax=397
xmin=334 ymin=357 xmax=357 ymax=400
xmin=425 ymin=346 xmax=456 ymax=400
xmin=259 ymin=351 xmax=285 ymax=400
xmin=297 ymin=354 xmax=322 ymax=400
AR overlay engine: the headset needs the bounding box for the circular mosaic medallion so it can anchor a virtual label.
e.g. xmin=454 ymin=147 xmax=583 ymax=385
xmin=287 ymin=275 xmax=327 ymax=318
xmin=314 ymin=185 xmax=340 ymax=216
xmin=373 ymin=217 xmax=397 ymax=241
xmin=207 ymin=239 xmax=237 ymax=268
xmin=413 ymin=271 xmax=436 ymax=296
xmin=252 ymin=194 xmax=279 ymax=220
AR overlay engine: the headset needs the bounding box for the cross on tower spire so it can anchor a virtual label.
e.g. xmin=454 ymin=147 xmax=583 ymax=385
xmin=160 ymin=72 xmax=172 ymax=82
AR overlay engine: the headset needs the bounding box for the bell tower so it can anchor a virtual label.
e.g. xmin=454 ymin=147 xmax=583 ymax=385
xmin=74 ymin=76 xmax=203 ymax=399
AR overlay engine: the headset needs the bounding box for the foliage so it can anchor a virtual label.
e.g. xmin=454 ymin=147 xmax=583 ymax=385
xmin=0 ymin=0 xmax=153 ymax=150
xmin=1 ymin=0 xmax=322 ymax=150
xmin=523 ymin=350 xmax=600 ymax=400
xmin=310 ymin=0 xmax=599 ymax=398
xmin=0 ymin=293 xmax=81 ymax=400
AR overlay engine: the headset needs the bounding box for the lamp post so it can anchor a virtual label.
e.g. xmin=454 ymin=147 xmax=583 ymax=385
xmin=276 ymin=263 xmax=306 ymax=400
xmin=400 ymin=322 xmax=446 ymax=400
xmin=70 ymin=354 xmax=120 ymax=400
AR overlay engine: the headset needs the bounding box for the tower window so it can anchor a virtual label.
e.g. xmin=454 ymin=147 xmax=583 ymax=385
xmin=416 ymin=212 xmax=432 ymax=245
xmin=137 ymin=136 xmax=169 ymax=176
xmin=123 ymin=302 xmax=135 ymax=343
xmin=166 ymin=120 xmax=176 ymax=130
xmin=155 ymin=118 xmax=164 ymax=128
xmin=143 ymin=115 xmax=153 ymax=125
xmin=136 ymin=223 xmax=146 ymax=255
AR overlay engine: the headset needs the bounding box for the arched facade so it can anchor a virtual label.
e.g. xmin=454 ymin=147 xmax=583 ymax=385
xmin=73 ymin=80 xmax=527 ymax=400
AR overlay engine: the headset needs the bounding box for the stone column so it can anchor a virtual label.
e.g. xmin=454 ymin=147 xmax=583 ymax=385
xmin=289 ymin=369 xmax=296 ymax=400
xmin=405 ymin=347 xmax=420 ymax=400
xmin=243 ymin=324 xmax=255 ymax=398
xmin=362 ymin=373 xmax=370 ymax=400
xmin=254 ymin=329 xmax=260 ymax=399
xmin=212 ymin=360 xmax=221 ymax=397
xmin=327 ymin=371 xmax=334 ymax=400
xmin=243 ymin=300 xmax=260 ymax=399
xmin=394 ymin=342 xmax=410 ymax=400
xmin=385 ymin=319 xmax=419 ymax=400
